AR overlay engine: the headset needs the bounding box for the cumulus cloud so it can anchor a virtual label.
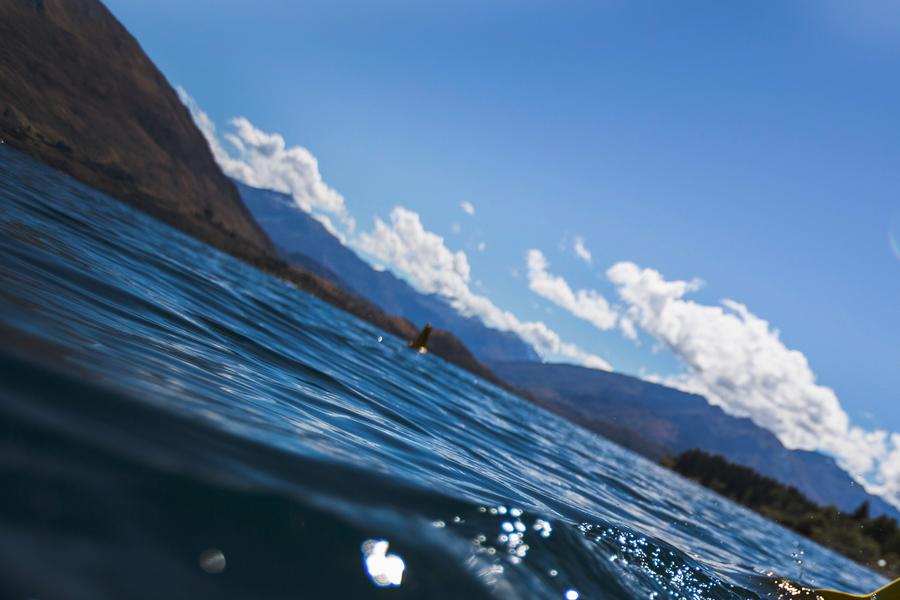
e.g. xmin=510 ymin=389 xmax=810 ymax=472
xmin=526 ymin=250 xmax=618 ymax=331
xmin=177 ymin=89 xmax=898 ymax=507
xmin=357 ymin=208 xmax=613 ymax=370
xmin=460 ymin=201 xmax=476 ymax=216
xmin=573 ymin=235 xmax=592 ymax=264
xmin=178 ymin=87 xmax=354 ymax=234
xmin=357 ymin=207 xmax=472 ymax=300
xmin=178 ymin=92 xmax=610 ymax=368
xmin=607 ymin=261 xmax=900 ymax=508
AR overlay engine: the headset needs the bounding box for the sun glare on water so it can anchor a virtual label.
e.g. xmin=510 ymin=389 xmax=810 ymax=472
xmin=361 ymin=539 xmax=406 ymax=587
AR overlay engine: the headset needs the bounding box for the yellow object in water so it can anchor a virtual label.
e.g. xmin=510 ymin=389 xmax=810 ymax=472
xmin=814 ymin=577 xmax=900 ymax=600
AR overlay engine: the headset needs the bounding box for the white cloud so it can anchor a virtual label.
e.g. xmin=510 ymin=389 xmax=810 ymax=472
xmin=179 ymin=92 xmax=612 ymax=369
xmin=460 ymin=201 xmax=476 ymax=216
xmin=357 ymin=208 xmax=613 ymax=370
xmin=573 ymin=236 xmax=592 ymax=264
xmin=477 ymin=241 xmax=486 ymax=252
xmin=526 ymin=250 xmax=618 ymax=331
xmin=619 ymin=316 xmax=638 ymax=340
xmin=607 ymin=261 xmax=900 ymax=509
xmin=357 ymin=207 xmax=472 ymax=300
xmin=178 ymin=90 xmax=898 ymax=508
xmin=178 ymin=87 xmax=354 ymax=234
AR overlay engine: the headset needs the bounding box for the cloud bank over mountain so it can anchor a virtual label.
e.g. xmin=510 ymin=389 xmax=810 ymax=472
xmin=357 ymin=208 xmax=613 ymax=370
xmin=178 ymin=88 xmax=354 ymax=238
xmin=181 ymin=90 xmax=613 ymax=372
xmin=523 ymin=251 xmax=900 ymax=508
xmin=181 ymin=90 xmax=898 ymax=510
xmin=606 ymin=261 xmax=900 ymax=507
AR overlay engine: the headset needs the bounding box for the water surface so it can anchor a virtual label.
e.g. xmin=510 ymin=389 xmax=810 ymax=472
xmin=0 ymin=146 xmax=885 ymax=599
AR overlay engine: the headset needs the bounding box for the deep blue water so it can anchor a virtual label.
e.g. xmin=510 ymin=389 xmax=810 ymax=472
xmin=0 ymin=144 xmax=886 ymax=599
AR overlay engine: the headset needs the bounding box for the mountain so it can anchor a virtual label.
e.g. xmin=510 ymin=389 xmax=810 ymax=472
xmin=0 ymin=0 xmax=519 ymax=392
xmin=0 ymin=0 xmax=271 ymax=257
xmin=233 ymin=182 xmax=898 ymax=517
xmin=491 ymin=361 xmax=900 ymax=519
xmin=235 ymin=181 xmax=540 ymax=363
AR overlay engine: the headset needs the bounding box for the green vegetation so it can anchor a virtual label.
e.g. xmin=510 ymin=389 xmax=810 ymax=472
xmin=663 ymin=450 xmax=900 ymax=578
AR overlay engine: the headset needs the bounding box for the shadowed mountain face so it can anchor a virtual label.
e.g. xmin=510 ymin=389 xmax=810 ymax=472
xmin=0 ymin=0 xmax=271 ymax=256
xmin=235 ymin=181 xmax=540 ymax=363
xmin=0 ymin=0 xmax=519 ymax=392
xmin=490 ymin=361 xmax=900 ymax=520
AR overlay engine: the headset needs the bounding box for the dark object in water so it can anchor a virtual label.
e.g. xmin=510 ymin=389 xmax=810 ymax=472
xmin=408 ymin=323 xmax=432 ymax=354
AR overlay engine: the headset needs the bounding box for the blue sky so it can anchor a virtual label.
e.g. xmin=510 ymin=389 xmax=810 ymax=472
xmin=104 ymin=1 xmax=900 ymax=501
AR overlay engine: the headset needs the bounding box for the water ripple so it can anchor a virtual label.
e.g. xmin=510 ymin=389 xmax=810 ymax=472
xmin=0 ymin=146 xmax=886 ymax=599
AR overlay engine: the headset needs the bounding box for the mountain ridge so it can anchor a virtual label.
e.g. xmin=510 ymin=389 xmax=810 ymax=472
xmin=490 ymin=360 xmax=900 ymax=519
xmin=235 ymin=181 xmax=539 ymax=364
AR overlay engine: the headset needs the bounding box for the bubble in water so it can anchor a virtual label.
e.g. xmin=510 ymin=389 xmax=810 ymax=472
xmin=198 ymin=548 xmax=226 ymax=574
xmin=565 ymin=590 xmax=579 ymax=600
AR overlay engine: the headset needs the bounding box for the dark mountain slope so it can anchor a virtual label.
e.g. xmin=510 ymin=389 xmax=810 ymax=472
xmin=0 ymin=0 xmax=271 ymax=256
xmin=236 ymin=181 xmax=539 ymax=363
xmin=0 ymin=0 xmax=517 ymax=392
xmin=491 ymin=361 xmax=900 ymax=519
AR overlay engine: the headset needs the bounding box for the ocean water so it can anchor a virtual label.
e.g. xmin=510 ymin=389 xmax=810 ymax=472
xmin=0 ymin=144 xmax=886 ymax=599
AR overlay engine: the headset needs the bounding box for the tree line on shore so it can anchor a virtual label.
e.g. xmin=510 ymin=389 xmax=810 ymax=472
xmin=663 ymin=449 xmax=899 ymax=578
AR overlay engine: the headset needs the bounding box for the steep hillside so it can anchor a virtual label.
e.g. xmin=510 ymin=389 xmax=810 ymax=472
xmin=0 ymin=0 xmax=519 ymax=392
xmin=492 ymin=361 xmax=900 ymax=519
xmin=236 ymin=181 xmax=539 ymax=363
xmin=0 ymin=0 xmax=271 ymax=257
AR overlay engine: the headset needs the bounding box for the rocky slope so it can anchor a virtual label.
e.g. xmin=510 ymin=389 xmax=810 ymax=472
xmin=0 ymin=0 xmax=512 ymax=391
xmin=0 ymin=0 xmax=271 ymax=257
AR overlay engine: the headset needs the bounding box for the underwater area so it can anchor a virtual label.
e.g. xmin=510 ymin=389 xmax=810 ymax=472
xmin=0 ymin=145 xmax=886 ymax=598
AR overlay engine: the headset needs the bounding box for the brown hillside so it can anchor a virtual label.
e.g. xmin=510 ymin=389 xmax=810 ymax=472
xmin=0 ymin=0 xmax=271 ymax=256
xmin=0 ymin=0 xmax=518 ymax=394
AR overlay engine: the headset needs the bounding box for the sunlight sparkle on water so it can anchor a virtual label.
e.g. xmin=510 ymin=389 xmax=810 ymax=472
xmin=361 ymin=539 xmax=405 ymax=587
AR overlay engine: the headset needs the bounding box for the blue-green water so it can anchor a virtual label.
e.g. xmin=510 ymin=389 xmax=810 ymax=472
xmin=0 ymin=145 xmax=885 ymax=599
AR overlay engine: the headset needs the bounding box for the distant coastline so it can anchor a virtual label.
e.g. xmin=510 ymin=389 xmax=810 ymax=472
xmin=664 ymin=450 xmax=899 ymax=578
